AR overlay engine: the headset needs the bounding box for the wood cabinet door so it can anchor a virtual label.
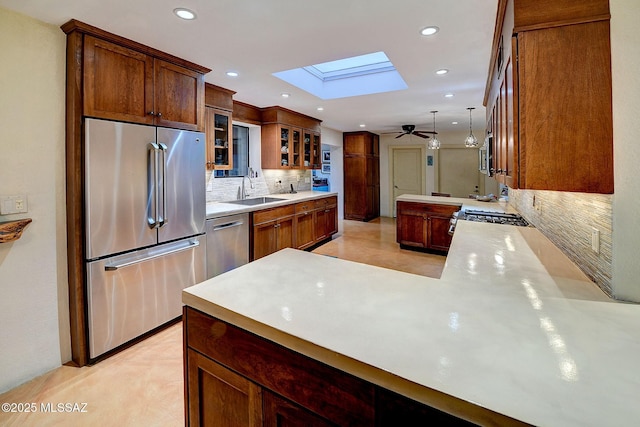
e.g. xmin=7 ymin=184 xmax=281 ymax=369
xmin=186 ymin=348 xmax=262 ymax=427
xmin=396 ymin=210 xmax=427 ymax=248
xmin=427 ymin=214 xmax=454 ymax=252
xmin=205 ymin=107 xmax=232 ymax=170
xmin=517 ymin=21 xmax=613 ymax=193
xmin=504 ymin=42 xmax=518 ymax=189
xmin=263 ymin=391 xmax=335 ymax=427
xmin=276 ymin=216 xmax=295 ymax=251
xmin=154 ymin=58 xmax=204 ymax=131
xmin=344 ymin=156 xmax=367 ymax=220
xmin=83 ymin=35 xmax=154 ymax=124
xmin=295 ymin=211 xmax=315 ymax=249
xmin=253 ymin=221 xmax=277 ymax=260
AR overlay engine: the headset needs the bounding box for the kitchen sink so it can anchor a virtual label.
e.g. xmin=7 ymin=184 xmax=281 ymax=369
xmin=226 ymin=196 xmax=286 ymax=206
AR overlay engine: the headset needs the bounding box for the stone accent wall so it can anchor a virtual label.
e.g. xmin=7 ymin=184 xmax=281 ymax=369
xmin=206 ymin=169 xmax=312 ymax=203
xmin=509 ymin=189 xmax=613 ymax=296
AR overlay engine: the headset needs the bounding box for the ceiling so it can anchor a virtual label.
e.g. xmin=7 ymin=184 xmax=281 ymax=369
xmin=0 ymin=0 xmax=498 ymax=134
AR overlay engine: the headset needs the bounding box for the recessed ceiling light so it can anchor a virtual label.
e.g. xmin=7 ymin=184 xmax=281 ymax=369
xmin=420 ymin=26 xmax=439 ymax=36
xmin=281 ymin=93 xmax=290 ymax=98
xmin=226 ymin=71 xmax=238 ymax=77
xmin=452 ymin=121 xmax=459 ymax=125
xmin=173 ymin=8 xmax=196 ymax=20
xmin=435 ymin=69 xmax=449 ymax=75
xmin=359 ymin=124 xmax=366 ymax=128
xmin=444 ymin=93 xmax=454 ymax=98
xmin=317 ymin=107 xmax=324 ymax=111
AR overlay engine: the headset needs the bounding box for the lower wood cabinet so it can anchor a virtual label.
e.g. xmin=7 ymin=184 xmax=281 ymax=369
xmin=313 ymin=196 xmax=338 ymax=243
xmin=186 ymin=348 xmax=263 ymax=426
xmin=294 ymin=201 xmax=316 ymax=250
xmin=263 ymin=391 xmax=335 ymax=427
xmin=253 ymin=196 xmax=338 ymax=259
xmin=252 ymin=205 xmax=295 ymax=260
xmin=184 ymin=307 xmax=497 ymax=427
xmin=396 ymin=201 xmax=460 ymax=253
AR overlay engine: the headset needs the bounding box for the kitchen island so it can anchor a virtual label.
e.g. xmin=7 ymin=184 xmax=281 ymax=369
xmin=183 ymin=212 xmax=640 ymax=426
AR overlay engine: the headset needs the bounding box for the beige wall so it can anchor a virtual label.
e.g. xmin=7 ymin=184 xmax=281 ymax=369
xmin=0 ymin=7 xmax=69 ymax=392
xmin=380 ymin=129 xmax=491 ymax=216
xmin=610 ymin=0 xmax=640 ymax=300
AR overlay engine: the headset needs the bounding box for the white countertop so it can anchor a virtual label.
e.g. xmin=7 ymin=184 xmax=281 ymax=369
xmin=183 ymin=209 xmax=640 ymax=426
xmin=396 ymin=193 xmax=516 ymax=214
xmin=206 ymin=190 xmax=338 ymax=218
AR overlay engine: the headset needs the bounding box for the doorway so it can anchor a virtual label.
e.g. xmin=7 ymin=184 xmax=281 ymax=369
xmin=389 ymin=145 xmax=425 ymax=217
xmin=438 ymin=147 xmax=479 ymax=197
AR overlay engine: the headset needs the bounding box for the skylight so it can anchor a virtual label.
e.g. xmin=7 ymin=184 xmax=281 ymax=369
xmin=273 ymin=51 xmax=407 ymax=100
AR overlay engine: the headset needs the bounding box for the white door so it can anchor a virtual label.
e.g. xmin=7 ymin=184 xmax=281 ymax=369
xmin=391 ymin=147 xmax=424 ymax=216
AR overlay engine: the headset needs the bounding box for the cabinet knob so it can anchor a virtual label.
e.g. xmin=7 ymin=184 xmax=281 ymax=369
xmin=148 ymin=111 xmax=155 ymax=116
xmin=157 ymin=112 xmax=162 ymax=118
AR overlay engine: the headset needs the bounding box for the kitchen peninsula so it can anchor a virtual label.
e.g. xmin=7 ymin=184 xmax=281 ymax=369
xmin=183 ymin=211 xmax=640 ymax=426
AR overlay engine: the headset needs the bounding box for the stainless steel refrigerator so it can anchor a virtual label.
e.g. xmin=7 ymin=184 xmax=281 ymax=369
xmin=84 ymin=118 xmax=206 ymax=359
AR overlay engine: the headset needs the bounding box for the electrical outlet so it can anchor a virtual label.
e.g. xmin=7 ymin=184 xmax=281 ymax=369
xmin=534 ymin=199 xmax=542 ymax=213
xmin=591 ymin=228 xmax=600 ymax=254
xmin=0 ymin=195 xmax=28 ymax=214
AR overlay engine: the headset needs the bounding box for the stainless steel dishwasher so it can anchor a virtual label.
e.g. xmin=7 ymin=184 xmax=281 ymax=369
xmin=205 ymin=213 xmax=249 ymax=279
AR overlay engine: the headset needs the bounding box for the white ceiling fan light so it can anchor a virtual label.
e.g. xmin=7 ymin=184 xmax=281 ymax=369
xmin=173 ymin=8 xmax=196 ymax=20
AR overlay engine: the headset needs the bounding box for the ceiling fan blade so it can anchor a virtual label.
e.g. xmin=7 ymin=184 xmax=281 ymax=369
xmin=395 ymin=133 xmax=405 ymax=139
xmin=413 ymin=130 xmax=437 ymax=135
xmin=412 ymin=133 xmax=429 ymax=139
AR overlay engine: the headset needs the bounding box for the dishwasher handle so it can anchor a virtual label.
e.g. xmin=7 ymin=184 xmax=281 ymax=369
xmin=212 ymin=220 xmax=244 ymax=231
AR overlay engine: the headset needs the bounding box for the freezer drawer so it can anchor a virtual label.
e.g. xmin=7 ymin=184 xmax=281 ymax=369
xmin=87 ymin=236 xmax=205 ymax=359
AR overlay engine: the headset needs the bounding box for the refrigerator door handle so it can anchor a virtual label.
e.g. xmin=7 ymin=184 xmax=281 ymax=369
xmin=147 ymin=142 xmax=160 ymax=229
xmin=104 ymin=240 xmax=200 ymax=271
xmin=158 ymin=142 xmax=168 ymax=227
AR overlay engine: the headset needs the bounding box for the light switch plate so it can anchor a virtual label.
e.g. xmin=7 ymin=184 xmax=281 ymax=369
xmin=0 ymin=195 xmax=28 ymax=214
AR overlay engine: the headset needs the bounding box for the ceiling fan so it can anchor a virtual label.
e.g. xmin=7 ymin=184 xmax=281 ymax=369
xmin=384 ymin=124 xmax=436 ymax=139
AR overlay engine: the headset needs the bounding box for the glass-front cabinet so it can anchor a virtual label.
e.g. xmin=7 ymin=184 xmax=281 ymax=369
xmin=276 ymin=125 xmax=301 ymax=168
xmin=206 ymin=107 xmax=232 ymax=170
xmin=312 ymin=132 xmax=321 ymax=169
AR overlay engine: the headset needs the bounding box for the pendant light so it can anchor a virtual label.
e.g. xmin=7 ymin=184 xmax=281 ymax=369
xmin=464 ymin=107 xmax=479 ymax=147
xmin=428 ymin=111 xmax=441 ymax=149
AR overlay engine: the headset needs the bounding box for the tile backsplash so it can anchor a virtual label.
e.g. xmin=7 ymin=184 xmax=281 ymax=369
xmin=206 ymin=169 xmax=312 ymax=203
xmin=509 ymin=189 xmax=613 ymax=296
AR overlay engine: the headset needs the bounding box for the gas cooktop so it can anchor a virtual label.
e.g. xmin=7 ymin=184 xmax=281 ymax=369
xmin=461 ymin=210 xmax=530 ymax=227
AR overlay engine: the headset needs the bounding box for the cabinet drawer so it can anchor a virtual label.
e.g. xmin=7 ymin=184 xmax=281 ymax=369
xmin=185 ymin=307 xmax=375 ymax=426
xmin=295 ymin=201 xmax=313 ymax=214
xmin=253 ymin=205 xmax=295 ymax=225
xmin=397 ymin=201 xmax=460 ymax=216
xmin=313 ymin=196 xmax=337 ymax=209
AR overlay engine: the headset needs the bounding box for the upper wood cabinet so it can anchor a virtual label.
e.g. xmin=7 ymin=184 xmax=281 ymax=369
xmin=204 ymin=84 xmax=236 ymax=170
xmin=261 ymin=107 xmax=322 ymax=170
xmin=484 ymin=0 xmax=613 ymax=193
xmin=205 ymin=107 xmax=232 ymax=170
xmin=82 ymin=35 xmax=206 ymax=131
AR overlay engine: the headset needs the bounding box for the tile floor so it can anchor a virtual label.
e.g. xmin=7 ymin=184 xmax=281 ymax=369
xmin=0 ymin=218 xmax=446 ymax=426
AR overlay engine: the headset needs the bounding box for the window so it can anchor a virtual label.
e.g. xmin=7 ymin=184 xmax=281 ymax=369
xmin=214 ymin=125 xmax=249 ymax=177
